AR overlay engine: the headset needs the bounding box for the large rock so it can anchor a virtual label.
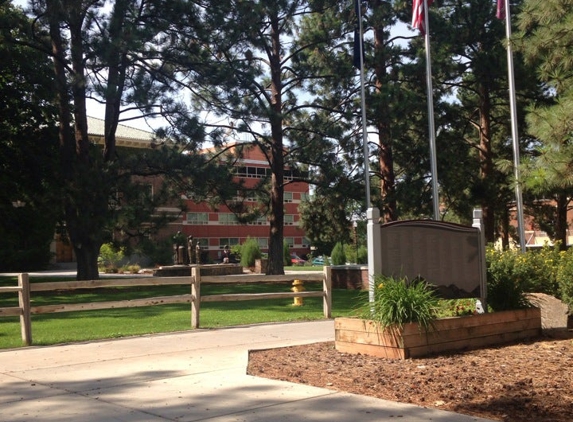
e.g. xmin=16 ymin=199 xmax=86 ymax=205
xmin=526 ymin=293 xmax=570 ymax=333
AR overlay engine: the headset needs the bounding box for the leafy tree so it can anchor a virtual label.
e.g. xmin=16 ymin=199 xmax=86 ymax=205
xmin=517 ymin=0 xmax=573 ymax=249
xmin=5 ymin=0 xmax=227 ymax=279
xmin=292 ymin=1 xmax=452 ymax=226
xmin=0 ymin=2 xmax=60 ymax=270
xmin=420 ymin=0 xmax=542 ymax=245
xmin=187 ymin=1 xmax=339 ymax=274
xmin=298 ymin=193 xmax=354 ymax=255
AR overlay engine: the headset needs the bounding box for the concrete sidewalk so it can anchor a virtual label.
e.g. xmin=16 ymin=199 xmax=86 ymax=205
xmin=0 ymin=321 xmax=494 ymax=422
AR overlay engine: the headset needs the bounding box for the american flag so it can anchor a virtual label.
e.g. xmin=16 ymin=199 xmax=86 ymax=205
xmin=412 ymin=0 xmax=434 ymax=35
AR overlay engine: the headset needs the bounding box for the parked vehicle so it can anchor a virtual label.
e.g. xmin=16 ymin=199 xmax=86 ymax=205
xmin=290 ymin=253 xmax=306 ymax=266
xmin=311 ymin=256 xmax=325 ymax=266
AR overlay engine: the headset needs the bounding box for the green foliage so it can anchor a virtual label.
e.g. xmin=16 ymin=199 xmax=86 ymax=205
xmin=98 ymin=243 xmax=126 ymax=271
xmin=298 ymin=196 xmax=355 ymax=256
xmin=485 ymin=245 xmax=563 ymax=311
xmin=135 ymin=238 xmax=172 ymax=267
xmin=365 ymin=275 xmax=439 ymax=331
xmin=357 ymin=245 xmax=368 ymax=265
xmin=231 ymin=244 xmax=242 ymax=259
xmin=240 ymin=237 xmax=261 ymax=267
xmin=120 ymin=264 xmax=141 ymax=274
xmin=283 ymin=240 xmax=291 ymax=267
xmin=330 ymin=242 xmax=346 ymax=265
xmin=0 ymin=3 xmax=60 ymax=271
xmin=486 ymin=247 xmax=532 ymax=311
xmin=435 ymin=298 xmax=488 ymax=318
xmin=557 ymin=248 xmax=573 ymax=309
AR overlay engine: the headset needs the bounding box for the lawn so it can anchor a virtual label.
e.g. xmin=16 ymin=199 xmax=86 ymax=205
xmin=0 ymin=274 xmax=365 ymax=349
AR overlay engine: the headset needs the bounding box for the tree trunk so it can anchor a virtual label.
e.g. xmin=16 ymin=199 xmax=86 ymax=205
xmin=373 ymin=2 xmax=396 ymax=223
xmin=46 ymin=0 xmax=104 ymax=280
xmin=478 ymin=83 xmax=495 ymax=243
xmin=74 ymin=241 xmax=101 ymax=281
xmin=265 ymin=14 xmax=285 ymax=276
xmin=103 ymin=0 xmax=130 ymax=162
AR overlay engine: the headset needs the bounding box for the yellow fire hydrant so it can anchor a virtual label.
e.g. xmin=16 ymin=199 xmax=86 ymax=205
xmin=291 ymin=279 xmax=305 ymax=306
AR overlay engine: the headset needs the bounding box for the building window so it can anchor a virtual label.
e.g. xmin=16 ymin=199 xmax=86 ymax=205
xmin=284 ymin=215 xmax=294 ymax=225
xmin=187 ymin=212 xmax=209 ymax=225
xmin=249 ymin=216 xmax=267 ymax=225
xmin=218 ymin=213 xmax=239 ymax=225
xmin=196 ymin=238 xmax=209 ymax=249
xmin=285 ymin=237 xmax=294 ymax=247
xmin=284 ymin=192 xmax=293 ymax=203
xmin=302 ymin=237 xmax=310 ymax=247
xmin=257 ymin=238 xmax=268 ymax=249
xmin=220 ymin=238 xmax=240 ymax=248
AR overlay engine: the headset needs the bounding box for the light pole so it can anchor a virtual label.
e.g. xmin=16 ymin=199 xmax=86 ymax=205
xmin=353 ymin=221 xmax=358 ymax=264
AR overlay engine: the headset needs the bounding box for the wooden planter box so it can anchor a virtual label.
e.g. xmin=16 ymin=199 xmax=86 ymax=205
xmin=335 ymin=308 xmax=542 ymax=359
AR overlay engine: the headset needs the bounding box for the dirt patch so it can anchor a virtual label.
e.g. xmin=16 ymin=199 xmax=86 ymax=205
xmin=247 ymin=334 xmax=573 ymax=422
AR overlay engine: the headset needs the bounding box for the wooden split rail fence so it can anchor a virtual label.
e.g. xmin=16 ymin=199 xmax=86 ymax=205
xmin=0 ymin=267 xmax=332 ymax=346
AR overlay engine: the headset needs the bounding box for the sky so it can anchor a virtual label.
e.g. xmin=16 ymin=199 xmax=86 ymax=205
xmin=10 ymin=0 xmax=416 ymax=134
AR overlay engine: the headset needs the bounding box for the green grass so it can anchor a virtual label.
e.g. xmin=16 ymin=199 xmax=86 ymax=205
xmin=0 ymin=276 xmax=365 ymax=349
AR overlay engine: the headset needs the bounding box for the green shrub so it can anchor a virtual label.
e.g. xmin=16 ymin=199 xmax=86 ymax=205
xmin=330 ymin=242 xmax=346 ymax=265
xmin=98 ymin=243 xmax=125 ymax=271
xmin=435 ymin=298 xmax=487 ymax=318
xmin=486 ymin=247 xmax=531 ymax=311
xmin=357 ymin=245 xmax=368 ymax=264
xmin=365 ymin=275 xmax=439 ymax=331
xmin=120 ymin=264 xmax=141 ymax=274
xmin=136 ymin=238 xmax=172 ymax=266
xmin=523 ymin=245 xmax=561 ymax=295
xmin=240 ymin=237 xmax=261 ymax=267
xmin=231 ymin=244 xmax=242 ymax=260
xmin=557 ymin=248 xmax=573 ymax=309
xmin=283 ymin=240 xmax=291 ymax=266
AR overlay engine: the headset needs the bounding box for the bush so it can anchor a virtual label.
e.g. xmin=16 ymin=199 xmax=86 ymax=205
xmin=557 ymin=248 xmax=573 ymax=309
xmin=136 ymin=238 xmax=172 ymax=266
xmin=120 ymin=264 xmax=141 ymax=274
xmin=365 ymin=275 xmax=439 ymax=331
xmin=283 ymin=240 xmax=291 ymax=266
xmin=357 ymin=245 xmax=368 ymax=264
xmin=98 ymin=243 xmax=125 ymax=272
xmin=485 ymin=247 xmax=531 ymax=311
xmin=240 ymin=237 xmax=261 ymax=267
xmin=522 ymin=245 xmax=561 ymax=295
xmin=330 ymin=242 xmax=346 ymax=265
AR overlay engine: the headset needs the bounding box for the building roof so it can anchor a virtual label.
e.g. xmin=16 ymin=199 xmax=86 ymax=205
xmin=87 ymin=116 xmax=160 ymax=149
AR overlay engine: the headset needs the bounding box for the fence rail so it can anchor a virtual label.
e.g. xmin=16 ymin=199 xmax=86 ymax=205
xmin=0 ymin=267 xmax=332 ymax=346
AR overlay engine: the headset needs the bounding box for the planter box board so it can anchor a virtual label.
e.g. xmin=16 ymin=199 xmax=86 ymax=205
xmin=335 ymin=308 xmax=542 ymax=359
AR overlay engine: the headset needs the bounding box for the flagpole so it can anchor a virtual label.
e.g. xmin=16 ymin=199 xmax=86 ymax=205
xmin=356 ymin=1 xmax=371 ymax=208
xmin=502 ymin=0 xmax=526 ymax=252
xmin=423 ymin=0 xmax=440 ymax=220
xmin=355 ymin=1 xmax=381 ymax=305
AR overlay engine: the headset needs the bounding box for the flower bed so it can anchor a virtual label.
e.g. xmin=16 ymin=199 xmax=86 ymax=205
xmin=335 ymin=308 xmax=542 ymax=359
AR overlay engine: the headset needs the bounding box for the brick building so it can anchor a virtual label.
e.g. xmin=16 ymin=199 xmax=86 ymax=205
xmin=55 ymin=118 xmax=311 ymax=264
xmin=180 ymin=143 xmax=310 ymax=262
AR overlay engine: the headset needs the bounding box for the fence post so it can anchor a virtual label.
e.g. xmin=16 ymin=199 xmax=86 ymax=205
xmin=191 ymin=266 xmax=201 ymax=329
xmin=322 ymin=266 xmax=332 ymax=318
xmin=18 ymin=273 xmax=32 ymax=346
